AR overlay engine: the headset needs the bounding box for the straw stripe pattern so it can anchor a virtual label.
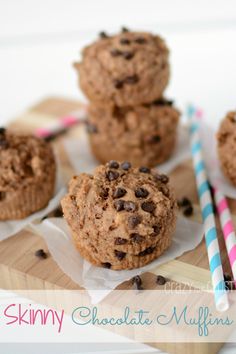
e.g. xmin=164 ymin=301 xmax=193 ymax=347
xmin=187 ymin=105 xmax=229 ymax=311
xmin=214 ymin=187 xmax=236 ymax=282
xmin=35 ymin=107 xmax=87 ymax=139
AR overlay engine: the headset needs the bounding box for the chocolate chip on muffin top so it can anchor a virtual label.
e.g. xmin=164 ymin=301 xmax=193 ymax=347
xmin=61 ymin=161 xmax=177 ymax=270
xmin=75 ymin=30 xmax=170 ymax=106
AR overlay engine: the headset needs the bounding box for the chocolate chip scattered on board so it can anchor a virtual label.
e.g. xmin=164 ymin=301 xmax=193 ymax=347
xmin=156 ymin=275 xmax=167 ymax=285
xmin=132 ymin=275 xmax=143 ymax=290
xmin=35 ymin=249 xmax=48 ymax=259
xmin=183 ymin=205 xmax=193 ymax=217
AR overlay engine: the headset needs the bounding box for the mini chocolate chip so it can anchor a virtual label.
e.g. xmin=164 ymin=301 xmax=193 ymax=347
xmin=156 ymin=275 xmax=166 ymax=285
xmin=134 ymin=37 xmax=147 ymax=44
xmin=124 ymin=74 xmax=139 ymax=84
xmin=139 ymin=166 xmax=150 ymax=173
xmin=99 ymin=31 xmax=109 ymax=38
xmin=54 ymin=207 xmax=63 ymax=217
xmin=115 ymin=237 xmax=128 ymax=245
xmin=113 ymin=187 xmax=127 ymax=198
xmin=123 ymin=51 xmax=134 ymax=60
xmin=178 ymin=197 xmax=191 ymax=207
xmin=139 ymin=246 xmax=155 ymax=256
xmin=183 ymin=205 xmax=193 ymax=217
xmin=121 ymin=161 xmax=131 ymax=170
xmin=115 ymin=250 xmax=126 ymax=260
xmin=128 ymin=215 xmax=142 ymax=228
xmin=114 ymin=199 xmax=125 ymax=211
xmin=141 ymin=201 xmax=156 ymax=213
xmin=130 ymin=233 xmax=145 ymax=243
xmin=0 ymin=127 xmax=6 ymax=135
xmin=155 ymin=174 xmax=169 ymax=184
xmin=124 ymin=201 xmax=137 ymax=212
xmin=110 ymin=48 xmax=122 ymax=56
xmin=108 ymin=160 xmax=119 ymax=169
xmin=155 ymin=175 xmax=169 ymax=184
xmin=114 ymin=79 xmax=123 ymax=89
xmin=153 ymin=98 xmax=173 ymax=106
xmin=86 ymin=122 xmax=98 ymax=134
xmin=35 ymin=249 xmax=48 ymax=259
xmin=102 ymin=262 xmax=111 ymax=269
xmin=120 ymin=38 xmax=130 ymax=45
xmin=106 ymin=170 xmax=119 ymax=181
xmin=135 ymin=187 xmax=149 ymax=198
xmin=148 ymin=135 xmax=161 ymax=143
xmin=152 ymin=225 xmax=161 ymax=235
xmin=132 ymin=275 xmax=143 ymax=290
xmin=99 ymin=187 xmax=109 ymax=199
xmin=121 ymin=26 xmax=129 ymax=32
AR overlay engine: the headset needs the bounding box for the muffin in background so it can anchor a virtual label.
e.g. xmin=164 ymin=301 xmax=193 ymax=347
xmin=0 ymin=128 xmax=56 ymax=220
xmin=74 ymin=30 xmax=169 ymax=107
xmin=61 ymin=161 xmax=177 ymax=270
xmin=87 ymin=99 xmax=180 ymax=168
xmin=217 ymin=111 xmax=236 ymax=186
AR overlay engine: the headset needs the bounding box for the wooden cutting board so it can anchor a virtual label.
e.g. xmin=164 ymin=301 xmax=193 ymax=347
xmin=1 ymin=97 xmax=235 ymax=354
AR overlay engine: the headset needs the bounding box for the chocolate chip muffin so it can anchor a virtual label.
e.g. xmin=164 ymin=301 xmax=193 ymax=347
xmin=75 ymin=29 xmax=169 ymax=107
xmin=87 ymin=99 xmax=180 ymax=167
xmin=217 ymin=111 xmax=236 ymax=186
xmin=0 ymin=128 xmax=56 ymax=220
xmin=61 ymin=161 xmax=177 ymax=270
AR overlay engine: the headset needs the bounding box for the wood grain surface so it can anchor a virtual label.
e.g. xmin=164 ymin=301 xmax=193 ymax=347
xmin=1 ymin=97 xmax=234 ymax=354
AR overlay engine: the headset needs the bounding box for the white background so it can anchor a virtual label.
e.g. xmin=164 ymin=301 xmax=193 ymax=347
xmin=0 ymin=0 xmax=236 ymax=353
xmin=1 ymin=0 xmax=236 ymax=127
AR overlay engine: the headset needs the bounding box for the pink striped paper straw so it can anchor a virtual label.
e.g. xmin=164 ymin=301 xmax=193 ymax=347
xmin=214 ymin=187 xmax=236 ymax=283
xmin=35 ymin=106 xmax=88 ymax=139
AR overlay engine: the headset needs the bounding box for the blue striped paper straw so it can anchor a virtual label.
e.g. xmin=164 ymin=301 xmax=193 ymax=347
xmin=187 ymin=104 xmax=229 ymax=312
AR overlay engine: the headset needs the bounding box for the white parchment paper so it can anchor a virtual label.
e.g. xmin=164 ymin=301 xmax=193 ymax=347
xmin=64 ymin=125 xmax=191 ymax=175
xmin=199 ymin=123 xmax=236 ymax=198
xmin=32 ymin=216 xmax=203 ymax=303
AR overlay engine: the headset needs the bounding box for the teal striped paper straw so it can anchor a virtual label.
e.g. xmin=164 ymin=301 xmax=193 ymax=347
xmin=187 ymin=104 xmax=229 ymax=312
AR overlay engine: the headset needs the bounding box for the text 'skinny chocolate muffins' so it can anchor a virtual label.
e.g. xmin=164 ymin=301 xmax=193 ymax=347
xmin=74 ymin=30 xmax=169 ymax=107
xmin=217 ymin=111 xmax=236 ymax=186
xmin=0 ymin=128 xmax=56 ymax=220
xmin=61 ymin=161 xmax=177 ymax=270
xmin=87 ymin=99 xmax=180 ymax=168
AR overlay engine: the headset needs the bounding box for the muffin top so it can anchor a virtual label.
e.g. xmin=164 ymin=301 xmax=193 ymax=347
xmin=0 ymin=128 xmax=56 ymax=193
xmin=65 ymin=160 xmax=177 ymax=246
xmin=217 ymin=111 xmax=236 ymax=147
xmin=75 ymin=29 xmax=169 ymax=106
